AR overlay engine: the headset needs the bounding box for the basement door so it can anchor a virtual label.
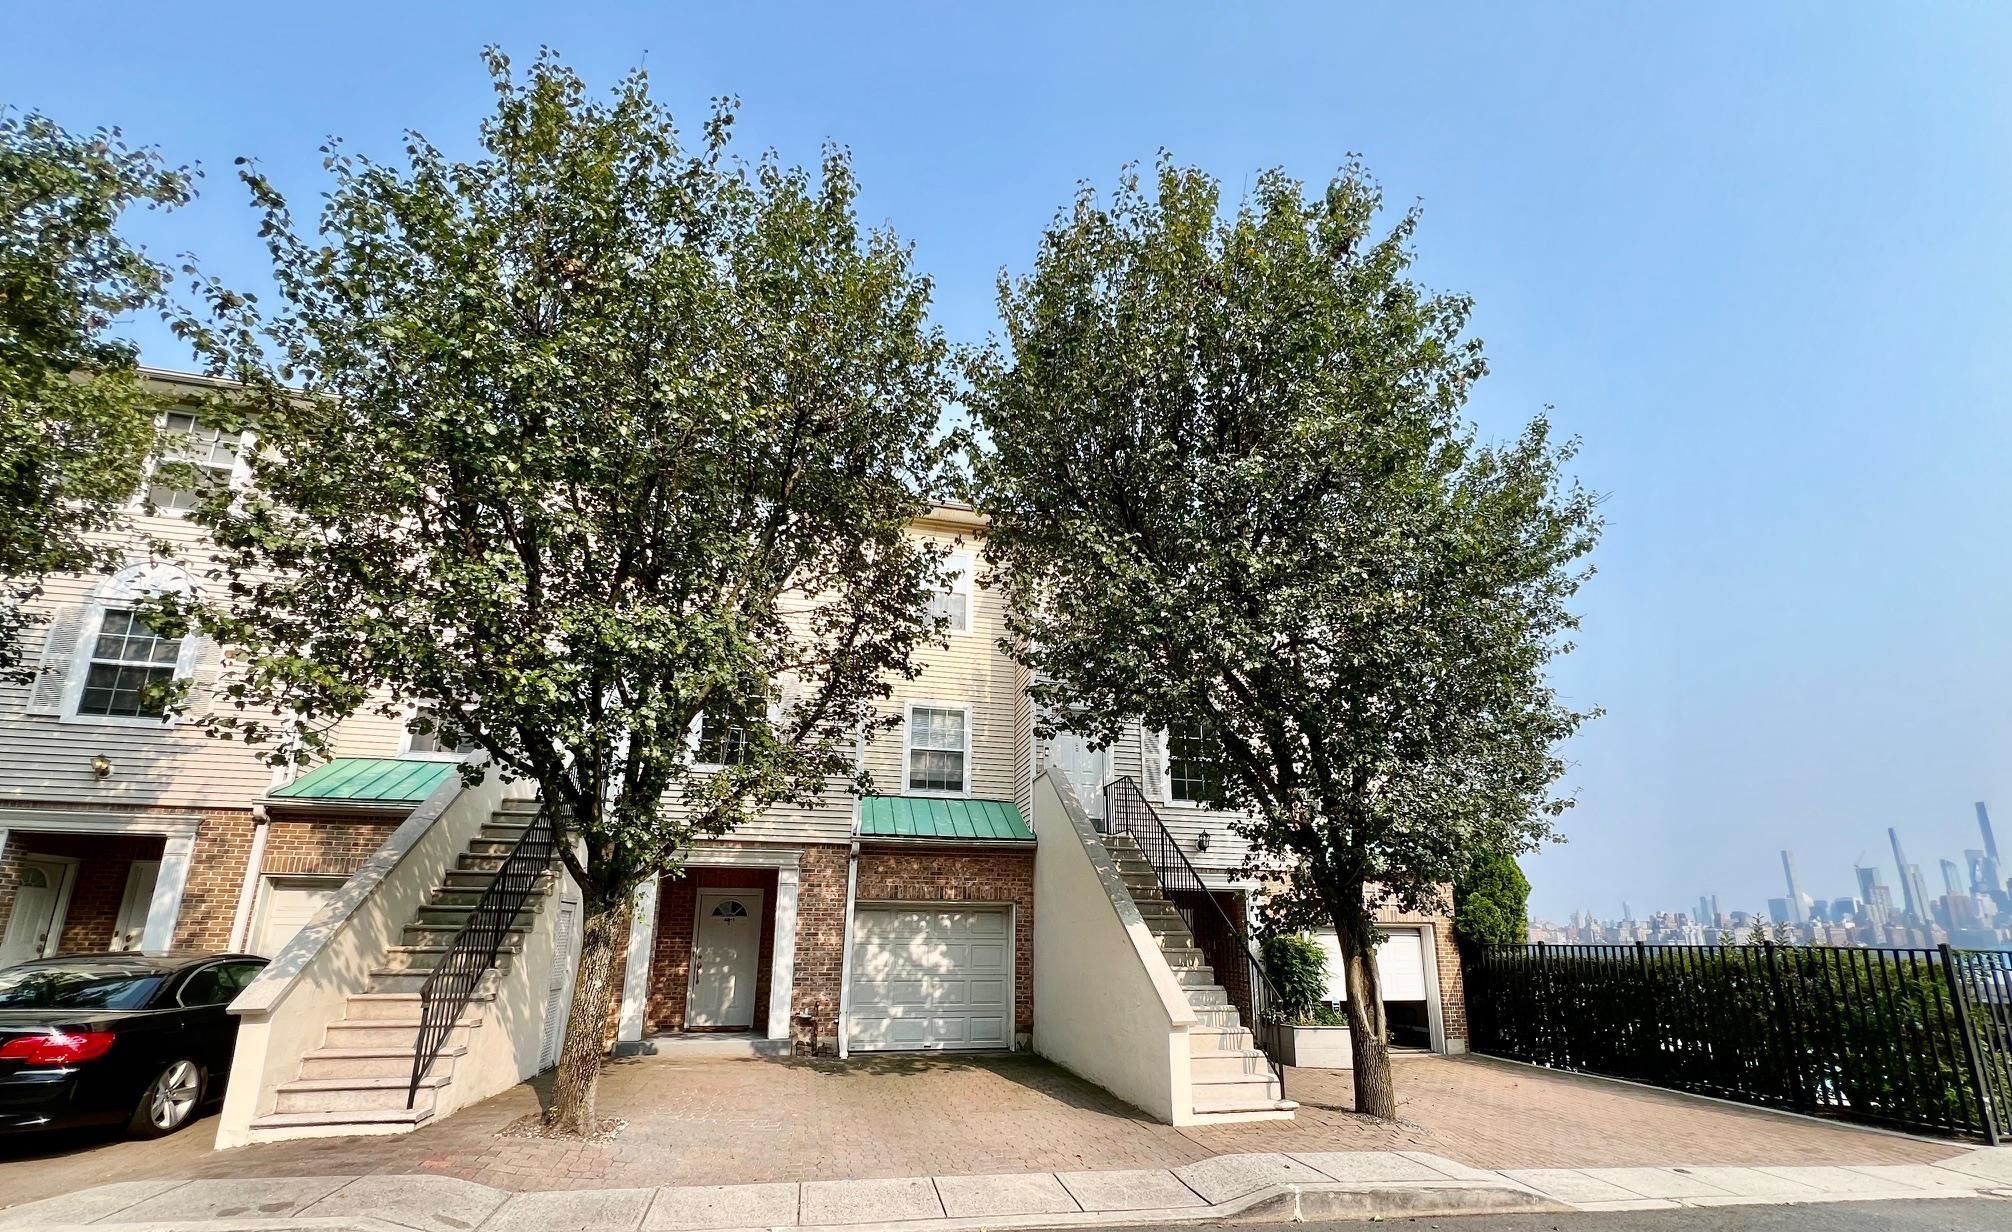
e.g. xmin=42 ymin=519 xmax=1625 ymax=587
xmin=847 ymin=905 xmax=1011 ymax=1051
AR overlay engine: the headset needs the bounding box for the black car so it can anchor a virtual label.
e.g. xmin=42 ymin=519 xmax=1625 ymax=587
xmin=0 ymin=952 xmax=266 ymax=1137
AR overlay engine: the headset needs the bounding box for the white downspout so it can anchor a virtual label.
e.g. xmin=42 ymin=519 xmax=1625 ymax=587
xmin=226 ymin=806 xmax=271 ymax=952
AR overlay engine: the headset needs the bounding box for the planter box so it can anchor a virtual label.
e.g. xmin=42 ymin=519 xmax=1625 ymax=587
xmin=1275 ymin=1023 xmax=1353 ymax=1068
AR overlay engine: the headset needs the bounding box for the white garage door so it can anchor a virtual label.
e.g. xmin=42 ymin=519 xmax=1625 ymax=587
xmin=848 ymin=906 xmax=1012 ymax=1051
xmin=1315 ymin=927 xmax=1429 ymax=1002
xmin=255 ymin=877 xmax=342 ymax=957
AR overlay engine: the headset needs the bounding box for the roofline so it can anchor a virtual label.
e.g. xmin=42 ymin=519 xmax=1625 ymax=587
xmin=260 ymin=797 xmax=418 ymax=821
xmin=854 ymin=835 xmax=1035 ymax=850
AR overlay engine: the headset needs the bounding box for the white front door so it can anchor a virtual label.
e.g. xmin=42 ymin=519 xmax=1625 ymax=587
xmin=0 ymin=858 xmax=68 ymax=966
xmin=688 ymin=889 xmax=763 ymax=1028
xmin=847 ymin=906 xmax=1012 ymax=1051
xmin=110 ymin=861 xmax=160 ymax=952
xmin=1047 ymin=732 xmax=1108 ymax=821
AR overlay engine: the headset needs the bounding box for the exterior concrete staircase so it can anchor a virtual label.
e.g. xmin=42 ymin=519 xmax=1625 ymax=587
xmin=1102 ymin=831 xmax=1295 ymax=1122
xmin=249 ymin=799 xmax=556 ymax=1135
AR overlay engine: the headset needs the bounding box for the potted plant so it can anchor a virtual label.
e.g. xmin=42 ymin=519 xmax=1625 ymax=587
xmin=1262 ymin=933 xmax=1354 ymax=1067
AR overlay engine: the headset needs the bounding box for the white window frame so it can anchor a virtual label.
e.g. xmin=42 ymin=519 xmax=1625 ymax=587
xmin=61 ymin=564 xmax=199 ymax=728
xmin=1161 ymin=720 xmax=1227 ymax=807
xmin=903 ymin=700 xmax=974 ymax=798
xmin=925 ymin=551 xmax=975 ymax=636
xmin=688 ymin=687 xmax=780 ymax=770
xmin=397 ymin=702 xmax=479 ymax=761
xmin=134 ymin=408 xmax=256 ymax=518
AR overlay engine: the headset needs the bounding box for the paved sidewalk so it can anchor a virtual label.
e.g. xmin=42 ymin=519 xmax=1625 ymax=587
xmin=3 ymin=1148 xmax=2009 ymax=1231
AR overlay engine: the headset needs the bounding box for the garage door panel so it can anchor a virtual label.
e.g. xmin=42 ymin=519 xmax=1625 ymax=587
xmin=848 ymin=905 xmax=1014 ymax=1052
xmin=255 ymin=878 xmax=343 ymax=957
xmin=1314 ymin=928 xmax=1430 ymax=1003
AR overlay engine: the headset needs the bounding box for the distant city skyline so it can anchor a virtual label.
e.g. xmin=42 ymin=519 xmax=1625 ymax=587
xmin=1532 ymin=801 xmax=2011 ymax=950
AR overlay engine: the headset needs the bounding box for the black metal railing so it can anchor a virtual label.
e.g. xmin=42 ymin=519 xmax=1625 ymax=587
xmin=1104 ymin=776 xmax=1286 ymax=1098
xmin=1467 ymin=941 xmax=2012 ymax=1141
xmin=408 ymin=807 xmax=558 ymax=1107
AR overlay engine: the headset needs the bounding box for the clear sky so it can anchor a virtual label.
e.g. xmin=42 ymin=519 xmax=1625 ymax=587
xmin=8 ymin=3 xmax=2010 ymax=921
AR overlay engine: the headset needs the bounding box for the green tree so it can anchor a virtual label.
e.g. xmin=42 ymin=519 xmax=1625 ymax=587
xmin=1454 ymin=853 xmax=1531 ymax=948
xmin=0 ymin=111 xmax=195 ymax=678
xmin=970 ymin=160 xmax=1599 ymax=1120
xmin=170 ymin=51 xmax=954 ymax=1133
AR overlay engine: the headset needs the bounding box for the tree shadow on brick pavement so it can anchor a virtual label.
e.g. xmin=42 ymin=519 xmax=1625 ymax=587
xmin=772 ymin=1052 xmax=1167 ymax=1122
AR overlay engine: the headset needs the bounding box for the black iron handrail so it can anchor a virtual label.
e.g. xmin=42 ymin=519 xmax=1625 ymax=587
xmin=409 ymin=806 xmax=558 ymax=1107
xmin=1103 ymin=776 xmax=1287 ymax=1099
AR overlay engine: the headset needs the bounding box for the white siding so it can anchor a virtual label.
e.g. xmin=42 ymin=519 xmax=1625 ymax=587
xmin=1107 ymin=720 xmax=1252 ymax=880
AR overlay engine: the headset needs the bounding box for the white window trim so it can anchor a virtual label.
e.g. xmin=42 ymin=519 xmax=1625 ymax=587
xmin=133 ymin=409 xmax=256 ymax=519
xmin=397 ymin=702 xmax=478 ymax=762
xmin=903 ymin=700 xmax=974 ymax=798
xmin=928 ymin=551 xmax=975 ymax=636
xmin=60 ymin=564 xmax=198 ymax=728
xmin=1160 ymin=721 xmax=1228 ymax=809
xmin=688 ymin=690 xmax=782 ymax=771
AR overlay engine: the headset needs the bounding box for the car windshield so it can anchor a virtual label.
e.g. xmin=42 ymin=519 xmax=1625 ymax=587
xmin=0 ymin=966 xmax=166 ymax=1011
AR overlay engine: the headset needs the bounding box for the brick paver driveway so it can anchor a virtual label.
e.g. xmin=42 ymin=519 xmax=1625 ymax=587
xmin=0 ymin=1053 xmax=1963 ymax=1208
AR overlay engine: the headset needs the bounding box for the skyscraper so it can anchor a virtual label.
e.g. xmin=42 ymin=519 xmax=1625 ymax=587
xmin=1904 ymin=864 xmax=1932 ymax=930
xmin=1890 ymin=828 xmax=1922 ymax=924
xmin=1979 ymin=802 xmax=2001 ymax=863
xmin=1781 ymin=850 xmax=1808 ymax=924
xmin=1698 ymin=895 xmax=1712 ymax=925
xmin=1941 ymin=858 xmax=1965 ymax=899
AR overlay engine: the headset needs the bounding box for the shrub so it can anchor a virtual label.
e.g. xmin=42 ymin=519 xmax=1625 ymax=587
xmin=1263 ymin=933 xmax=1330 ymax=1024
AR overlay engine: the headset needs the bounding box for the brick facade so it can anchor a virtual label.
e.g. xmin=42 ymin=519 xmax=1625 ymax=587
xmin=854 ymin=845 xmax=1035 ymax=1035
xmin=260 ymin=819 xmax=400 ymax=877
xmin=0 ymin=806 xmax=258 ymax=957
xmin=789 ymin=845 xmax=850 ymax=1054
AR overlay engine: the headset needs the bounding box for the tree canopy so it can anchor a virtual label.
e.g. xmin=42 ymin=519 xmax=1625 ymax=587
xmin=170 ymin=50 xmax=955 ymax=1131
xmin=970 ymin=159 xmax=1599 ymax=1118
xmin=1454 ymin=852 xmax=1533 ymax=947
xmin=0 ymin=111 xmax=194 ymax=678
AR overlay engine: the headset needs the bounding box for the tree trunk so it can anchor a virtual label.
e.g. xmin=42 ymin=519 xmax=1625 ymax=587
xmin=543 ymin=894 xmax=632 ymax=1135
xmin=1324 ymin=883 xmax=1397 ymax=1120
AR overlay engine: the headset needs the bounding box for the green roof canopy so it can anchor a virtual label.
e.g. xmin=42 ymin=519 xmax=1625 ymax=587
xmin=859 ymin=796 xmax=1034 ymax=842
xmin=269 ymin=757 xmax=456 ymax=804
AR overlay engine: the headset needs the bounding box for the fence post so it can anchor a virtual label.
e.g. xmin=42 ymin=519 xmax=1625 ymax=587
xmin=1940 ymin=944 xmax=1999 ymax=1145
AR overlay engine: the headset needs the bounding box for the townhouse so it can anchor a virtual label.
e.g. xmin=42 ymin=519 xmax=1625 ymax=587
xmin=1 ymin=368 xmax=1466 ymax=1142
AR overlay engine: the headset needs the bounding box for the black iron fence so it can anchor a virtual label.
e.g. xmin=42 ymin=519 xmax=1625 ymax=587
xmin=409 ymin=808 xmax=558 ymax=1108
xmin=1104 ymin=776 xmax=1287 ymax=1097
xmin=1467 ymin=941 xmax=2012 ymax=1141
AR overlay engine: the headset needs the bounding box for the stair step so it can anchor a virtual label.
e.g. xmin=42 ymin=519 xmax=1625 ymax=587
xmin=251 ymin=1107 xmax=435 ymax=1131
xmin=402 ymin=922 xmax=531 ymax=947
xmin=1174 ymin=969 xmax=1221 ymax=988
xmin=1188 ymin=1026 xmax=1255 ymax=1051
xmin=346 ymin=992 xmax=492 ymax=1021
xmin=1158 ymin=945 xmax=1209 ymax=969
xmin=1190 ymin=1050 xmax=1277 ymax=1081
xmin=274 ymin=1075 xmax=448 ymax=1114
xmin=1190 ymin=1004 xmax=1244 ymax=1027
xmin=299 ymin=1045 xmax=466 ymax=1080
xmin=1185 ymin=986 xmax=1231 ymax=1008
xmin=323 ymin=1020 xmax=477 ymax=1050
xmin=430 ymin=880 xmax=552 ymax=907
xmin=442 ymin=868 xmax=553 ymax=890
xmin=382 ymin=943 xmax=521 ymax=971
xmin=368 ymin=966 xmax=503 ymax=995
xmin=1191 ymin=1095 xmax=1298 ymax=1117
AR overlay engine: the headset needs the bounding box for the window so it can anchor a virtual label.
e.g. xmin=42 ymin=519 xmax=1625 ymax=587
xmin=923 ymin=552 xmax=974 ymax=634
xmin=76 ymin=609 xmax=185 ymax=718
xmin=176 ymin=960 xmax=265 ymax=1007
xmin=907 ymin=704 xmax=969 ymax=794
xmin=146 ymin=411 xmax=243 ymax=513
xmin=694 ymin=685 xmax=768 ymax=766
xmin=402 ymin=705 xmax=479 ymax=759
xmin=1167 ymin=720 xmax=1223 ymax=805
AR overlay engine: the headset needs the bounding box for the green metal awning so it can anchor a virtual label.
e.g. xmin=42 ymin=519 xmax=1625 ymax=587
xmin=269 ymin=757 xmax=456 ymax=804
xmin=859 ymin=796 xmax=1034 ymax=843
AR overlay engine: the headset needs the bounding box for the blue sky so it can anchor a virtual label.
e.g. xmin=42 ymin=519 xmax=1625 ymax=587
xmin=9 ymin=3 xmax=2010 ymax=920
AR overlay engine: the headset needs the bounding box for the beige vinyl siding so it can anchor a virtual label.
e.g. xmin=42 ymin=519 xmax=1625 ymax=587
xmin=326 ymin=697 xmax=409 ymax=759
xmin=1107 ymin=720 xmax=1252 ymax=881
xmin=0 ymin=516 xmax=274 ymax=810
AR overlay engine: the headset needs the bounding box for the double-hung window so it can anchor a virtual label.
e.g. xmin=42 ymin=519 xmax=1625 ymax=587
xmin=923 ymin=551 xmax=974 ymax=634
xmin=146 ymin=411 xmax=245 ymax=514
xmin=1166 ymin=719 xmax=1223 ymax=806
xmin=695 ymin=685 xmax=769 ymax=767
xmin=77 ymin=610 xmax=186 ymax=719
xmin=907 ymin=704 xmax=969 ymax=794
xmin=402 ymin=705 xmax=480 ymax=759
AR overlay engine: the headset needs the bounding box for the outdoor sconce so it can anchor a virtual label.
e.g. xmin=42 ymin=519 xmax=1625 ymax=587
xmin=91 ymin=754 xmax=114 ymax=779
xmin=1196 ymin=829 xmax=1212 ymax=852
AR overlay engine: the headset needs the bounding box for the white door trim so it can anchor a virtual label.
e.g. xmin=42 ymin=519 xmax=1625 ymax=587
xmin=687 ymin=888 xmax=766 ymax=1030
xmin=111 ymin=860 xmax=161 ymax=952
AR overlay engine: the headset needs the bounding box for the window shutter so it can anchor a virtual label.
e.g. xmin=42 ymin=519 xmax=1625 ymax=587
xmin=1140 ymin=726 xmax=1167 ymax=803
xmin=182 ymin=637 xmax=227 ymax=723
xmin=24 ymin=606 xmax=86 ymax=716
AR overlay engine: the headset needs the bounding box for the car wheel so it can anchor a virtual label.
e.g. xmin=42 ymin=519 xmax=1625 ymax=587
xmin=131 ymin=1058 xmax=206 ymax=1137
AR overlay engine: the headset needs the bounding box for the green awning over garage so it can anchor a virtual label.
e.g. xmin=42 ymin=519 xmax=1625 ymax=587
xmin=860 ymin=796 xmax=1034 ymax=843
xmin=269 ymin=757 xmax=456 ymax=804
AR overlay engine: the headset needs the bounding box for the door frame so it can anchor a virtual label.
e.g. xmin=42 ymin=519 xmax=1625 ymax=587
xmin=1 ymin=853 xmax=80 ymax=962
xmin=110 ymin=859 xmax=161 ymax=952
xmin=843 ymin=899 xmax=1018 ymax=1054
xmin=1044 ymin=733 xmax=1109 ymax=821
xmin=686 ymin=887 xmax=766 ymax=1030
